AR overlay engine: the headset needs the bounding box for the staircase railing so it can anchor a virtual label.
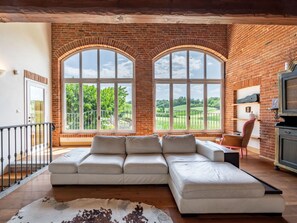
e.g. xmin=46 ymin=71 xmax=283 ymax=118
xmin=0 ymin=122 xmax=54 ymax=192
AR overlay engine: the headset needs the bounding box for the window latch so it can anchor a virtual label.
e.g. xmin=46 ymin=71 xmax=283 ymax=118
xmin=97 ymin=116 xmax=100 ymax=121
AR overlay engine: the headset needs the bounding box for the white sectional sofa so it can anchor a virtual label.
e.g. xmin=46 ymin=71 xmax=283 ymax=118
xmin=48 ymin=134 xmax=285 ymax=214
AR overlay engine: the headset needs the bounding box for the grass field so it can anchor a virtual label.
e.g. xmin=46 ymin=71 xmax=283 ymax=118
xmin=156 ymin=106 xmax=221 ymax=130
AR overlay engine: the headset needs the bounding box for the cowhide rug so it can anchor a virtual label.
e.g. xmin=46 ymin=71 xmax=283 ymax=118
xmin=8 ymin=197 xmax=173 ymax=223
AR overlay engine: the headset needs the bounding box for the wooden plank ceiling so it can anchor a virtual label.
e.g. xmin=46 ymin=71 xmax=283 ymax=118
xmin=1 ymin=0 xmax=297 ymax=24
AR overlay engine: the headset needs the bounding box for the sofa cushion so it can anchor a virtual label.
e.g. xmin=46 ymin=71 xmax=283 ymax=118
xmin=162 ymin=134 xmax=196 ymax=154
xmin=124 ymin=154 xmax=168 ymax=174
xmin=78 ymin=154 xmax=125 ymax=174
xmin=169 ymin=162 xmax=265 ymax=199
xmin=126 ymin=135 xmax=162 ymax=154
xmin=48 ymin=148 xmax=90 ymax=174
xmin=90 ymin=136 xmax=126 ymax=154
xmin=164 ymin=153 xmax=209 ymax=166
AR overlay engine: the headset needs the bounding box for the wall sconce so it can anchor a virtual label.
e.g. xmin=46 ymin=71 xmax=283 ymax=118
xmin=13 ymin=69 xmax=19 ymax=75
xmin=0 ymin=69 xmax=5 ymax=76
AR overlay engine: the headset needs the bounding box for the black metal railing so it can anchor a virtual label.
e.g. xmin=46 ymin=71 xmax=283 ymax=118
xmin=0 ymin=122 xmax=54 ymax=192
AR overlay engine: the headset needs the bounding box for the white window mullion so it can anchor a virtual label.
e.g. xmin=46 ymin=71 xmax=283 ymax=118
xmin=79 ymin=82 xmax=83 ymax=131
xmin=204 ymin=53 xmax=207 ymax=130
xmin=169 ymin=53 xmax=173 ymax=131
xmin=186 ymin=50 xmax=190 ymax=131
xmin=97 ymin=49 xmax=100 ymax=130
xmin=114 ymin=53 xmax=118 ymax=130
xmin=114 ymin=82 xmax=118 ymax=131
xmin=79 ymin=52 xmax=83 ymax=131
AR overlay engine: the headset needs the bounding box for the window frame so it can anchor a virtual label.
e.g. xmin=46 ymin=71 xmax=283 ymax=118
xmin=153 ymin=48 xmax=225 ymax=133
xmin=61 ymin=47 xmax=136 ymax=134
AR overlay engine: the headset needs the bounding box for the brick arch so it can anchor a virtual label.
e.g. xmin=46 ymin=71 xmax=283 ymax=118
xmin=149 ymin=38 xmax=228 ymax=61
xmin=53 ymin=37 xmax=139 ymax=60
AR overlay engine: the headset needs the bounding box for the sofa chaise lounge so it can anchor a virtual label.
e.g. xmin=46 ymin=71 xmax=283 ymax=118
xmin=48 ymin=135 xmax=285 ymax=214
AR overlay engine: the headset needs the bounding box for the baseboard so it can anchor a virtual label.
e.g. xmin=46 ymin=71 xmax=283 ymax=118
xmin=247 ymin=146 xmax=260 ymax=154
xmin=60 ymin=137 xmax=93 ymax=146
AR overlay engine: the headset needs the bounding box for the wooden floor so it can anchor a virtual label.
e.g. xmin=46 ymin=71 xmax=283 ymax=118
xmin=0 ymin=148 xmax=297 ymax=223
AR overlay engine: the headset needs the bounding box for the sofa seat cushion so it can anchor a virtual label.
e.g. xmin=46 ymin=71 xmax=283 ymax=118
xmin=126 ymin=135 xmax=162 ymax=154
xmin=48 ymin=148 xmax=90 ymax=174
xmin=162 ymin=134 xmax=196 ymax=154
xmin=78 ymin=154 xmax=125 ymax=174
xmin=90 ymin=136 xmax=126 ymax=154
xmin=164 ymin=153 xmax=209 ymax=166
xmin=169 ymin=162 xmax=265 ymax=199
xmin=124 ymin=154 xmax=168 ymax=174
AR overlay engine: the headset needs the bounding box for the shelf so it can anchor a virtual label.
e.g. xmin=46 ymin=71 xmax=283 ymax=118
xmin=232 ymin=102 xmax=260 ymax=106
xmin=232 ymin=118 xmax=261 ymax=122
xmin=251 ymin=135 xmax=261 ymax=139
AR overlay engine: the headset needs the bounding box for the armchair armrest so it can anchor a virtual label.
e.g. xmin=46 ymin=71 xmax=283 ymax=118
xmin=221 ymin=134 xmax=243 ymax=147
xmin=196 ymin=140 xmax=224 ymax=162
xmin=196 ymin=140 xmax=240 ymax=167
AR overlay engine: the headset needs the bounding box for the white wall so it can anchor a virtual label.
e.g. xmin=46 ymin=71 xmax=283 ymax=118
xmin=0 ymin=23 xmax=51 ymax=174
xmin=0 ymin=23 xmax=51 ymax=126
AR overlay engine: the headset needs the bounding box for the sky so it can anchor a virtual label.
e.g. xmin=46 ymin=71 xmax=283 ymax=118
xmin=64 ymin=49 xmax=133 ymax=79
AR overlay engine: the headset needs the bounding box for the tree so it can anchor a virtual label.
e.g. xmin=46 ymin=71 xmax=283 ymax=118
xmin=65 ymin=84 xmax=130 ymax=129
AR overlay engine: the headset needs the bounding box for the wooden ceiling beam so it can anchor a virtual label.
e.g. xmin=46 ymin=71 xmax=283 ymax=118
xmin=1 ymin=0 xmax=297 ymax=24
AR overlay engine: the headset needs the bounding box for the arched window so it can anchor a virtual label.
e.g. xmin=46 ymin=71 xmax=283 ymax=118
xmin=62 ymin=48 xmax=135 ymax=132
xmin=154 ymin=49 xmax=224 ymax=132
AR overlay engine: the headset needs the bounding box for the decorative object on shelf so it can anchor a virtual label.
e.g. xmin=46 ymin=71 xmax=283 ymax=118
xmin=268 ymin=98 xmax=279 ymax=119
xmin=249 ymin=111 xmax=256 ymax=120
xmin=271 ymin=98 xmax=279 ymax=109
xmin=245 ymin=106 xmax=251 ymax=113
xmin=237 ymin=93 xmax=260 ymax=104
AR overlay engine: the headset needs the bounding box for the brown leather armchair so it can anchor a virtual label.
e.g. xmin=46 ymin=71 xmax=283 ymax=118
xmin=220 ymin=118 xmax=256 ymax=158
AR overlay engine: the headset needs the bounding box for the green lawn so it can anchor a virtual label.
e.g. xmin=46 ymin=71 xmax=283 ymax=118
xmin=156 ymin=105 xmax=221 ymax=130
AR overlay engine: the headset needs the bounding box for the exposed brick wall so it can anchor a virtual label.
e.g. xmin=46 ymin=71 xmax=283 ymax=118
xmin=52 ymin=24 xmax=228 ymax=146
xmin=226 ymin=24 xmax=297 ymax=160
xmin=24 ymin=70 xmax=48 ymax=85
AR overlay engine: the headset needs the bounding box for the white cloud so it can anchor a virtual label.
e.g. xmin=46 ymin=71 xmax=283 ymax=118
xmin=64 ymin=66 xmax=79 ymax=78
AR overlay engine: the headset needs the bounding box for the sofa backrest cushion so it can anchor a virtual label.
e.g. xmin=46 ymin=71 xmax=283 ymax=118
xmin=126 ymin=135 xmax=162 ymax=154
xmin=91 ymin=136 xmax=126 ymax=154
xmin=162 ymin=134 xmax=196 ymax=154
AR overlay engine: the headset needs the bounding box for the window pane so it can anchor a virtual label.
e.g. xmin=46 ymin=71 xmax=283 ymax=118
xmin=172 ymin=51 xmax=187 ymax=79
xmin=189 ymin=51 xmax=204 ymax=79
xmin=173 ymin=84 xmax=187 ymax=130
xmin=100 ymin=83 xmax=115 ymax=130
xmin=65 ymin=83 xmax=80 ymax=130
xmin=83 ymin=84 xmax=97 ymax=130
xmin=207 ymin=84 xmax=221 ymax=130
xmin=82 ymin=50 xmax=98 ymax=78
xmin=155 ymin=84 xmax=170 ymax=130
xmin=190 ymin=84 xmax=204 ymax=130
xmin=118 ymin=83 xmax=133 ymax=130
xmin=155 ymin=55 xmax=170 ymax=79
xmin=64 ymin=53 xmax=80 ymax=78
xmin=100 ymin=49 xmax=115 ymax=78
xmin=118 ymin=54 xmax=133 ymax=78
xmin=206 ymin=55 xmax=222 ymax=79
